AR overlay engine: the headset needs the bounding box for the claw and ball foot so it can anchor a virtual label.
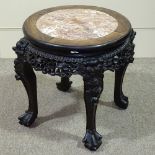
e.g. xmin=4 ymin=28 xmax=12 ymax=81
xmin=18 ymin=111 xmax=37 ymax=127
xmin=115 ymin=94 xmax=129 ymax=109
xmin=56 ymin=77 xmax=72 ymax=92
xmin=83 ymin=129 xmax=102 ymax=151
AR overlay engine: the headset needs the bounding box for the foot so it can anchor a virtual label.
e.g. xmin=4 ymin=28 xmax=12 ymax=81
xmin=122 ymin=94 xmax=128 ymax=102
xmin=56 ymin=81 xmax=72 ymax=92
xmin=114 ymin=94 xmax=129 ymax=109
xmin=82 ymin=129 xmax=102 ymax=151
xmin=18 ymin=111 xmax=37 ymax=127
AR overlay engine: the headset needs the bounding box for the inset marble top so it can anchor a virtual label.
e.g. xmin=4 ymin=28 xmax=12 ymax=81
xmin=36 ymin=9 xmax=118 ymax=40
xmin=23 ymin=5 xmax=131 ymax=47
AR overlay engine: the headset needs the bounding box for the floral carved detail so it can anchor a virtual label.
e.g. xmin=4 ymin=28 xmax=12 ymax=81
xmin=13 ymin=29 xmax=136 ymax=78
xmin=84 ymin=73 xmax=104 ymax=105
xmin=14 ymin=56 xmax=25 ymax=81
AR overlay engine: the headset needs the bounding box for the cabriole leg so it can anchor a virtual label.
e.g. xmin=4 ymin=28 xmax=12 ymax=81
xmin=82 ymin=73 xmax=103 ymax=151
xmin=114 ymin=64 xmax=129 ymax=109
xmin=14 ymin=57 xmax=38 ymax=127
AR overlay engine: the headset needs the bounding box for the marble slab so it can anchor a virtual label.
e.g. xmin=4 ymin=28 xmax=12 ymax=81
xmin=36 ymin=9 xmax=118 ymax=40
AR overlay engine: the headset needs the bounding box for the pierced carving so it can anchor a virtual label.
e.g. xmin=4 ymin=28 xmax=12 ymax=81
xmin=83 ymin=73 xmax=103 ymax=105
xmin=13 ymin=30 xmax=136 ymax=78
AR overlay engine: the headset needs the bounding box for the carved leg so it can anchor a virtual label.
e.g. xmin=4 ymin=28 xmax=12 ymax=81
xmin=114 ymin=64 xmax=129 ymax=109
xmin=82 ymin=74 xmax=103 ymax=151
xmin=56 ymin=77 xmax=72 ymax=92
xmin=14 ymin=57 xmax=38 ymax=127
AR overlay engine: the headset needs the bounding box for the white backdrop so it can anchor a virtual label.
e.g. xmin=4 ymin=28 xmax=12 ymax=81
xmin=0 ymin=0 xmax=154 ymax=58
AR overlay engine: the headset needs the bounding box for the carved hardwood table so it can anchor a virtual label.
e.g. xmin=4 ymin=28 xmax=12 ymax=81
xmin=13 ymin=5 xmax=136 ymax=151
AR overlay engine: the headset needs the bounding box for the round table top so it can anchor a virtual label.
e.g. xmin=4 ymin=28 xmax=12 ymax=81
xmin=23 ymin=5 xmax=131 ymax=48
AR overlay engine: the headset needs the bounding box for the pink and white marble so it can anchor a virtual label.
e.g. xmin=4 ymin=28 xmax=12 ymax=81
xmin=36 ymin=9 xmax=118 ymax=40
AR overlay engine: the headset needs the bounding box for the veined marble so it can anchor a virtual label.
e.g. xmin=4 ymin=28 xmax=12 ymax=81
xmin=36 ymin=9 xmax=118 ymax=40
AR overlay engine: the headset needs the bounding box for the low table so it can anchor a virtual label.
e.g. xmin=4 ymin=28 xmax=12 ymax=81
xmin=13 ymin=5 xmax=136 ymax=151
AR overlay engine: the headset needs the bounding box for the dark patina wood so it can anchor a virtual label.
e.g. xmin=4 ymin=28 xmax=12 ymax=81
xmin=13 ymin=5 xmax=136 ymax=151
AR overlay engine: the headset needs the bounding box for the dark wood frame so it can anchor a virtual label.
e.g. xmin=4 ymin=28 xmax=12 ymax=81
xmin=13 ymin=6 xmax=136 ymax=151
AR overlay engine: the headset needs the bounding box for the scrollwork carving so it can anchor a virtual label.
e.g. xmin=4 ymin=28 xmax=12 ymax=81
xmin=13 ymin=29 xmax=136 ymax=78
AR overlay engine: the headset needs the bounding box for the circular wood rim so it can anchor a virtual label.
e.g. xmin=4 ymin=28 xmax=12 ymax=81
xmin=23 ymin=5 xmax=131 ymax=47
